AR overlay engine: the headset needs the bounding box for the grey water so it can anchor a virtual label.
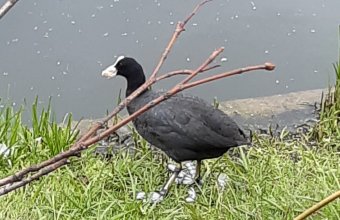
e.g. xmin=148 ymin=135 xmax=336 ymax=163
xmin=0 ymin=0 xmax=339 ymax=121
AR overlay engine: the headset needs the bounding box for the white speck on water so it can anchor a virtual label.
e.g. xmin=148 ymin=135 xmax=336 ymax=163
xmin=126 ymin=18 xmax=130 ymax=22
xmin=310 ymin=29 xmax=316 ymax=33
xmin=135 ymin=40 xmax=139 ymax=44
xmin=250 ymin=1 xmax=256 ymax=10
xmin=36 ymin=50 xmax=41 ymax=54
xmin=43 ymin=20 xmax=47 ymax=24
xmin=103 ymin=32 xmax=109 ymax=37
xmin=169 ymin=12 xmax=173 ymax=16
xmin=91 ymin=14 xmax=96 ymax=18
xmin=62 ymin=71 xmax=68 ymax=75
xmin=312 ymin=13 xmax=317 ymax=17
xmin=277 ymin=12 xmax=281 ymax=16
xmin=3 ymin=72 xmax=9 ymax=76
xmin=264 ymin=50 xmax=269 ymax=54
xmin=275 ymin=80 xmax=280 ymax=84
xmin=192 ymin=23 xmax=198 ymax=26
xmin=285 ymin=85 xmax=289 ymax=89
xmin=33 ymin=26 xmax=38 ymax=31
xmin=313 ymin=69 xmax=318 ymax=73
xmin=221 ymin=57 xmax=228 ymax=62
xmin=216 ymin=17 xmax=220 ymax=22
xmin=43 ymin=32 xmax=49 ymax=38
xmin=96 ymin=6 xmax=104 ymax=10
xmin=57 ymin=94 xmax=61 ymax=97
xmin=287 ymin=32 xmax=292 ymax=36
xmin=56 ymin=61 xmax=61 ymax=66
xmin=186 ymin=57 xmax=190 ymax=62
xmin=147 ymin=21 xmax=151 ymax=25
xmin=110 ymin=4 xmax=114 ymax=8
xmin=30 ymin=86 xmax=34 ymax=90
xmin=169 ymin=21 xmax=174 ymax=25
xmin=12 ymin=102 xmax=16 ymax=107
xmin=235 ymin=15 xmax=239 ymax=19
xmin=51 ymin=76 xmax=55 ymax=80
xmin=71 ymin=20 xmax=76 ymax=25
xmin=121 ymin=32 xmax=127 ymax=36
xmin=12 ymin=38 xmax=19 ymax=42
xmin=48 ymin=28 xmax=53 ymax=32
xmin=290 ymin=78 xmax=295 ymax=81
xmin=157 ymin=20 xmax=161 ymax=24
xmin=153 ymin=36 xmax=158 ymax=40
xmin=292 ymin=28 xmax=296 ymax=33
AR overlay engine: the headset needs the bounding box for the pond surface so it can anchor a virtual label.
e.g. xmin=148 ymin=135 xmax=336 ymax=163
xmin=1 ymin=0 xmax=339 ymax=120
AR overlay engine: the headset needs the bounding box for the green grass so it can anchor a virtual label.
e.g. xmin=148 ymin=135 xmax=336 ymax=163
xmin=0 ymin=65 xmax=339 ymax=219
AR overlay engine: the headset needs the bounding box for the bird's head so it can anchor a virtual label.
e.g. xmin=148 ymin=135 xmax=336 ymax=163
xmin=101 ymin=56 xmax=146 ymax=96
xmin=101 ymin=56 xmax=145 ymax=81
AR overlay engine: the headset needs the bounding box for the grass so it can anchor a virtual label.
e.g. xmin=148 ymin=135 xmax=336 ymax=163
xmin=0 ymin=68 xmax=339 ymax=219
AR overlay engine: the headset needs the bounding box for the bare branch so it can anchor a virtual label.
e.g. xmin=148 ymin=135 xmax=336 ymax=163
xmin=155 ymin=65 xmax=220 ymax=81
xmin=0 ymin=0 xmax=276 ymax=196
xmin=151 ymin=0 xmax=213 ymax=79
xmin=294 ymin=190 xmax=340 ymax=220
xmin=0 ymin=160 xmax=68 ymax=196
xmin=0 ymin=0 xmax=19 ymax=20
xmin=0 ymin=0 xmax=215 ymax=195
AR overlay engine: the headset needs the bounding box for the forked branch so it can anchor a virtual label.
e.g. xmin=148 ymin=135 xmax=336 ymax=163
xmin=0 ymin=0 xmax=275 ymax=196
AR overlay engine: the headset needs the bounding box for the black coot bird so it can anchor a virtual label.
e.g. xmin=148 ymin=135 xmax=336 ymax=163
xmin=102 ymin=56 xmax=249 ymax=196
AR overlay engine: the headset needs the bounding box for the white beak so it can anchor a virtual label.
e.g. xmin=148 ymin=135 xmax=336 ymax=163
xmin=101 ymin=55 xmax=125 ymax=79
xmin=101 ymin=64 xmax=117 ymax=79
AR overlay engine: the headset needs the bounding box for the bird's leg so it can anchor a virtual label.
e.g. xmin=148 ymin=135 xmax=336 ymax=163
xmin=159 ymin=163 xmax=182 ymax=196
xmin=195 ymin=160 xmax=203 ymax=186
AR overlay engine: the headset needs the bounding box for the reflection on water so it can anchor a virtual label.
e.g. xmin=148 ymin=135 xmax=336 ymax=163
xmin=0 ymin=0 xmax=339 ymax=120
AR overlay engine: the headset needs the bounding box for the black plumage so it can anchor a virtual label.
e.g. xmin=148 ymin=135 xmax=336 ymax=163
xmin=102 ymin=56 xmax=249 ymax=196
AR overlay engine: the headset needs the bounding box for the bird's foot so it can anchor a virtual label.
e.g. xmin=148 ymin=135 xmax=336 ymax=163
xmin=135 ymin=191 xmax=164 ymax=203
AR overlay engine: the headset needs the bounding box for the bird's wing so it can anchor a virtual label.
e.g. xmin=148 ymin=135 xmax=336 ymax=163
xmin=144 ymin=94 xmax=247 ymax=148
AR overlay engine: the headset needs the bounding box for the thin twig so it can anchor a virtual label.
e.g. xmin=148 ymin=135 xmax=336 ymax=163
xmin=155 ymin=65 xmax=220 ymax=81
xmin=0 ymin=160 xmax=68 ymax=196
xmin=151 ymin=0 xmax=212 ymax=79
xmin=294 ymin=190 xmax=340 ymax=220
xmin=0 ymin=0 xmax=19 ymax=19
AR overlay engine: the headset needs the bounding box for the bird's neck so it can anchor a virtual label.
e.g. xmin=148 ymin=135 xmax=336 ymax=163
xmin=126 ymin=76 xmax=146 ymax=97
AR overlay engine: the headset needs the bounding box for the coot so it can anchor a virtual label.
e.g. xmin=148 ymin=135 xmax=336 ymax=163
xmin=102 ymin=56 xmax=249 ymax=197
